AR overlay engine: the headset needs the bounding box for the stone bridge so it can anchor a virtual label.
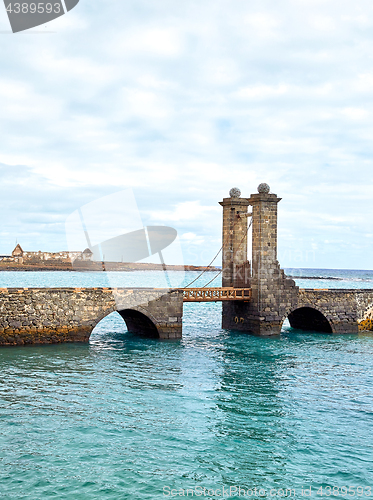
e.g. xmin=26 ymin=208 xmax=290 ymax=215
xmin=219 ymin=185 xmax=373 ymax=336
xmin=0 ymin=287 xmax=183 ymax=346
xmin=289 ymin=289 xmax=373 ymax=334
xmin=0 ymin=184 xmax=372 ymax=346
xmin=0 ymin=285 xmax=372 ymax=346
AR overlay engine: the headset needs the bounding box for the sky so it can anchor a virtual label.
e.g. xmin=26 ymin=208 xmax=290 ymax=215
xmin=0 ymin=0 xmax=372 ymax=269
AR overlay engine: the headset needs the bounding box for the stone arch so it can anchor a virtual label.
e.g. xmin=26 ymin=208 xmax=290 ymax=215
xmin=117 ymin=308 xmax=159 ymax=338
xmin=90 ymin=305 xmax=160 ymax=339
xmin=286 ymin=306 xmax=333 ymax=333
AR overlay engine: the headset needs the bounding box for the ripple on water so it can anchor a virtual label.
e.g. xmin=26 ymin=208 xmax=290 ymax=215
xmin=0 ymin=272 xmax=373 ymax=498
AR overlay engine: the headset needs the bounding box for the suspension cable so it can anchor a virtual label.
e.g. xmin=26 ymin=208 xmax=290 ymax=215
xmin=183 ymin=203 xmax=240 ymax=287
xmin=201 ymin=269 xmax=222 ymax=288
xmin=183 ymin=201 xmax=250 ymax=288
xmin=200 ymin=217 xmax=253 ymax=288
xmin=183 ymin=245 xmax=223 ymax=288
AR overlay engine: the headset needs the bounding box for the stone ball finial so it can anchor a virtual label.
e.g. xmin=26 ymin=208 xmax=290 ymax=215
xmin=229 ymin=187 xmax=241 ymax=198
xmin=257 ymin=183 xmax=270 ymax=194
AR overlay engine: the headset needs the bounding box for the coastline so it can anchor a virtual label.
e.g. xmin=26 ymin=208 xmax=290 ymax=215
xmin=0 ymin=262 xmax=221 ymax=272
xmin=0 ymin=265 xmax=359 ymax=280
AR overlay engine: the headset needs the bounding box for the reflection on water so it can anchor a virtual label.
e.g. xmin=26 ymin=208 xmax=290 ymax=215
xmin=0 ymin=272 xmax=373 ymax=498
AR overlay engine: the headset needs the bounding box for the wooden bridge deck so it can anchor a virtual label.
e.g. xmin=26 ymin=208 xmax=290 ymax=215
xmin=182 ymin=287 xmax=252 ymax=302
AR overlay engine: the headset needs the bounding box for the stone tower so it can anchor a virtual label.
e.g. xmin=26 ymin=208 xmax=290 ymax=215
xmin=219 ymin=188 xmax=251 ymax=288
xmin=220 ymin=184 xmax=298 ymax=336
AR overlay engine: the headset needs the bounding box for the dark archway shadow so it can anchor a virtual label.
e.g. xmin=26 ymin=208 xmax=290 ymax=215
xmin=117 ymin=309 xmax=159 ymax=339
xmin=287 ymin=307 xmax=333 ymax=333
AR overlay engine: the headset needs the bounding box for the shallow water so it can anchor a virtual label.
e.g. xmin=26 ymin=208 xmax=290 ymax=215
xmin=0 ymin=270 xmax=372 ymax=499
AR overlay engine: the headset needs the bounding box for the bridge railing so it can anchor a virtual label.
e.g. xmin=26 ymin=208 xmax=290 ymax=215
xmin=182 ymin=287 xmax=252 ymax=302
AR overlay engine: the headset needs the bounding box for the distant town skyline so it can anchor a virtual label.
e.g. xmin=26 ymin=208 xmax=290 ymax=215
xmin=0 ymin=0 xmax=372 ymax=269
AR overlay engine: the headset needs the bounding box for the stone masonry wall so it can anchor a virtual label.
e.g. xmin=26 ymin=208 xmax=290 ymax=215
xmin=221 ymin=188 xmax=299 ymax=336
xmin=293 ymin=289 xmax=373 ymax=333
xmin=0 ymin=288 xmax=183 ymax=346
xmin=220 ymin=186 xmax=373 ymax=336
xmin=355 ymin=290 xmax=373 ymax=331
xmin=247 ymin=191 xmax=299 ymax=334
xmin=219 ymin=196 xmax=250 ymax=287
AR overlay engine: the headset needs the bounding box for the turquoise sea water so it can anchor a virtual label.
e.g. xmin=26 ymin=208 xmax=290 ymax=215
xmin=0 ymin=270 xmax=373 ymax=499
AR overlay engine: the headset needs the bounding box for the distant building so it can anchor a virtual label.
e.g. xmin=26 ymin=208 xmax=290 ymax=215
xmin=12 ymin=244 xmax=23 ymax=257
xmin=82 ymin=248 xmax=93 ymax=261
xmin=0 ymin=245 xmax=93 ymax=265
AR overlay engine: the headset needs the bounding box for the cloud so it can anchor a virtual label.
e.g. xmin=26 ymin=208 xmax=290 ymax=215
xmin=0 ymin=0 xmax=372 ymax=267
xmin=180 ymin=232 xmax=205 ymax=246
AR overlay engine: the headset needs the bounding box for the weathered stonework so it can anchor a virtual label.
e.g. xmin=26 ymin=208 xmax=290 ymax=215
xmin=1 ymin=187 xmax=372 ymax=345
xmin=221 ymin=188 xmax=299 ymax=335
xmin=219 ymin=196 xmax=250 ymax=288
xmin=0 ymin=288 xmax=183 ymax=346
xmin=220 ymin=186 xmax=373 ymax=335
xmin=291 ymin=289 xmax=373 ymax=333
xmin=355 ymin=291 xmax=373 ymax=331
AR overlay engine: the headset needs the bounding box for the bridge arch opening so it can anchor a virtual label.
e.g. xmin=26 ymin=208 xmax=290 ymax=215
xmin=117 ymin=309 xmax=159 ymax=338
xmin=287 ymin=307 xmax=333 ymax=333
